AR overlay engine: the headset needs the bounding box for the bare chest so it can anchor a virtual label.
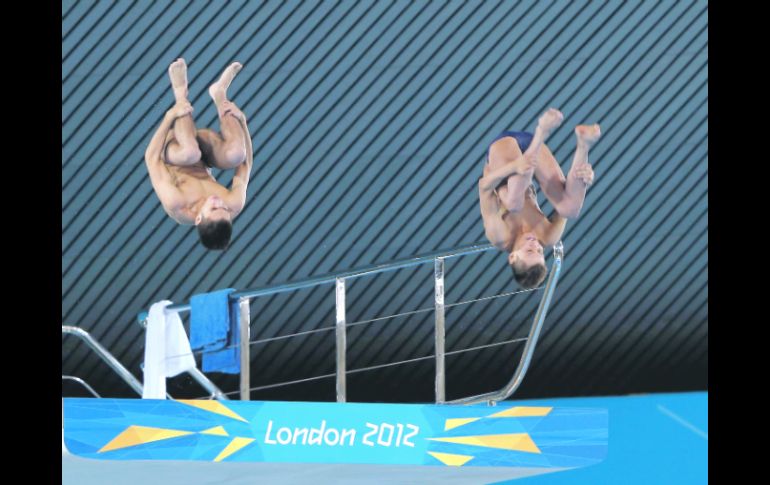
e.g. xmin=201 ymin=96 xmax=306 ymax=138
xmin=166 ymin=168 xmax=230 ymax=222
xmin=502 ymin=194 xmax=548 ymax=244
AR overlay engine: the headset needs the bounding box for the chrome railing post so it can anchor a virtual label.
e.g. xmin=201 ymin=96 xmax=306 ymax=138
xmin=239 ymin=297 xmax=251 ymax=401
xmin=336 ymin=278 xmax=347 ymax=403
xmin=434 ymin=258 xmax=446 ymax=403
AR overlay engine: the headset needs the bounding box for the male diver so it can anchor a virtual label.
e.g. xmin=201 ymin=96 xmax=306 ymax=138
xmin=144 ymin=58 xmax=253 ymax=250
xmin=479 ymin=108 xmax=600 ymax=288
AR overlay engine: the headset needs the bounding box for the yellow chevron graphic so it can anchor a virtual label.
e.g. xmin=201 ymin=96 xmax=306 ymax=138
xmin=176 ymin=400 xmax=248 ymax=422
xmin=444 ymin=418 xmax=480 ymax=431
xmin=429 ymin=433 xmax=541 ymax=453
xmin=98 ymin=425 xmax=194 ymax=452
xmin=214 ymin=437 xmax=255 ymax=462
xmin=489 ymin=406 xmax=552 ymax=418
xmin=200 ymin=426 xmax=229 ymax=436
xmin=427 ymin=451 xmax=474 ymax=466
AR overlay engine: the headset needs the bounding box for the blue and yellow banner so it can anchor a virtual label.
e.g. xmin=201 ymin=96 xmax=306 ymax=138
xmin=63 ymin=398 xmax=607 ymax=469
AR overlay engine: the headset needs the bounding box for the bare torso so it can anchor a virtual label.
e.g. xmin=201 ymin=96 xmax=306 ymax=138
xmin=162 ymin=163 xmax=232 ymax=224
xmin=497 ymin=184 xmax=550 ymax=251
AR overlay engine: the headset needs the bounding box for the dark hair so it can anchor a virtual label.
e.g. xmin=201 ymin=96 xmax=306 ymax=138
xmin=197 ymin=219 xmax=232 ymax=250
xmin=511 ymin=260 xmax=547 ymax=289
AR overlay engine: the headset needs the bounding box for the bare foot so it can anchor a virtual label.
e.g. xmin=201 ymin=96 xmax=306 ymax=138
xmin=575 ymin=124 xmax=601 ymax=147
xmin=537 ymin=108 xmax=564 ymax=134
xmin=168 ymin=58 xmax=189 ymax=102
xmin=209 ymin=62 xmax=243 ymax=108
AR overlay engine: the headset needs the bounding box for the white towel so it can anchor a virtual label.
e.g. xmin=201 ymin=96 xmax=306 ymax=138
xmin=142 ymin=300 xmax=197 ymax=399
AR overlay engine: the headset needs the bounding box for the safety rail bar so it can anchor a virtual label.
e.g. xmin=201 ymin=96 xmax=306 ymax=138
xmin=62 ymin=325 xmax=228 ymax=401
xmin=61 ymin=375 xmax=101 ymax=398
xmin=138 ymin=241 xmax=563 ymax=405
xmin=62 ymin=326 xmax=145 ymax=397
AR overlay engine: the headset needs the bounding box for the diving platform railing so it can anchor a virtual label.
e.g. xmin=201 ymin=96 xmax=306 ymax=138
xmin=61 ymin=325 xmax=228 ymax=400
xmin=137 ymin=241 xmax=564 ymax=406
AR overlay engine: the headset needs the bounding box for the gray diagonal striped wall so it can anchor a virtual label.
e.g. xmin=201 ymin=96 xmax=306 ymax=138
xmin=62 ymin=0 xmax=708 ymax=402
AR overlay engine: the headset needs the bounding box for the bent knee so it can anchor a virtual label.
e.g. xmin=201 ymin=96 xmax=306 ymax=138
xmin=489 ymin=137 xmax=523 ymax=162
xmin=216 ymin=145 xmax=246 ymax=169
xmin=166 ymin=144 xmax=202 ymax=166
xmin=557 ymin=203 xmax=581 ymax=219
xmin=563 ymin=207 xmax=581 ymax=219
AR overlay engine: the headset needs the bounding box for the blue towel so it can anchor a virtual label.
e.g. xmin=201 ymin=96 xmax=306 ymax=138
xmin=190 ymin=288 xmax=241 ymax=374
xmin=202 ymin=299 xmax=241 ymax=374
xmin=190 ymin=288 xmax=234 ymax=351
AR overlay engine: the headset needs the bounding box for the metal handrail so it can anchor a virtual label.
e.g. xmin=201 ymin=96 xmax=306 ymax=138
xmin=62 ymin=326 xmax=145 ymax=397
xmin=150 ymin=243 xmax=493 ymax=315
xmin=138 ymin=243 xmax=494 ymax=401
xmin=188 ymin=367 xmax=230 ymax=401
xmin=134 ymin=313 xmax=232 ymax=400
xmin=137 ymin=240 xmax=563 ymax=404
xmin=62 ymin=375 xmax=101 ymax=398
xmin=63 ymin=325 xmax=228 ymax=401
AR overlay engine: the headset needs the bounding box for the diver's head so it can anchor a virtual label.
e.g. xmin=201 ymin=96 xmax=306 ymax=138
xmin=508 ymin=231 xmax=547 ymax=289
xmin=195 ymin=195 xmax=233 ymax=250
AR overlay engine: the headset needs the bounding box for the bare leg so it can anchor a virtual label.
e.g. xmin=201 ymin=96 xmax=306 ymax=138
xmin=489 ymin=108 xmax=563 ymax=211
xmin=529 ymin=108 xmax=564 ymax=156
xmin=165 ymin=58 xmax=201 ymax=166
xmin=565 ymin=123 xmax=600 ymax=198
xmin=200 ymin=62 xmax=247 ymax=170
xmin=534 ymin=124 xmax=601 ymax=218
xmin=532 ymin=143 xmax=567 ymax=204
xmin=571 ymin=124 xmax=601 ymax=171
xmin=487 ymin=137 xmax=530 ymax=211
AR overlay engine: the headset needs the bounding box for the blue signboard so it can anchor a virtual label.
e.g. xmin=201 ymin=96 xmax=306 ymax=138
xmin=63 ymin=399 xmax=607 ymax=470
